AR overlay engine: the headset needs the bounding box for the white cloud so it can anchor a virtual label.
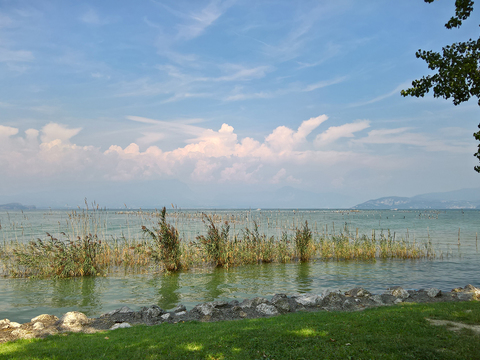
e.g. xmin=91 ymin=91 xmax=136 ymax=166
xmin=0 ymin=116 xmax=472 ymax=191
xmin=303 ymin=76 xmax=347 ymax=92
xmin=40 ymin=123 xmax=82 ymax=143
xmin=0 ymin=125 xmax=19 ymax=138
xmin=315 ymin=120 xmax=370 ymax=146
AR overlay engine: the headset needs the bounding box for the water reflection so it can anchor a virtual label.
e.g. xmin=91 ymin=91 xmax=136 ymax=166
xmin=155 ymin=273 xmax=180 ymax=310
xmin=295 ymin=262 xmax=312 ymax=293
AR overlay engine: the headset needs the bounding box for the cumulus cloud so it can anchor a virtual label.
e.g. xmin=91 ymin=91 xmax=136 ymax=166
xmin=0 ymin=115 xmax=469 ymax=189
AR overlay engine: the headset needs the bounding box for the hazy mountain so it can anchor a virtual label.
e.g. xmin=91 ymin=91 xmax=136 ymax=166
xmin=0 ymin=203 xmax=36 ymax=210
xmin=353 ymin=187 xmax=480 ymax=209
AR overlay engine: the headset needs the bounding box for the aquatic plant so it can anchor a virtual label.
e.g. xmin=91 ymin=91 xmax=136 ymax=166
xmin=10 ymin=232 xmax=104 ymax=278
xmin=142 ymin=207 xmax=182 ymax=272
xmin=196 ymin=215 xmax=231 ymax=268
xmin=295 ymin=221 xmax=313 ymax=262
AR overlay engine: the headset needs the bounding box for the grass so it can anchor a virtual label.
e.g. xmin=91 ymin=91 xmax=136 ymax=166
xmin=1 ymin=302 xmax=479 ymax=359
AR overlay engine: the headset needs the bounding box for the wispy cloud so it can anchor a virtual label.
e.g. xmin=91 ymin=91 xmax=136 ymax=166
xmin=303 ymin=76 xmax=347 ymax=92
xmin=348 ymin=82 xmax=410 ymax=107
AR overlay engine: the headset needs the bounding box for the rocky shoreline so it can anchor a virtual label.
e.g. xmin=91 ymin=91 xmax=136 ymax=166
xmin=1 ymin=284 xmax=479 ymax=344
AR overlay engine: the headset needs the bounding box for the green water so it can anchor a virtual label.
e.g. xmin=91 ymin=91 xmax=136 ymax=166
xmin=1 ymin=209 xmax=479 ymax=323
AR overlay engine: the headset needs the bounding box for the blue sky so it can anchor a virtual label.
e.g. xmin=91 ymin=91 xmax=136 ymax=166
xmin=0 ymin=0 xmax=479 ymax=208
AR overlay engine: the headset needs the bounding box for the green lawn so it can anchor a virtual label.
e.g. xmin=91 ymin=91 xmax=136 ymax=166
xmin=1 ymin=301 xmax=479 ymax=360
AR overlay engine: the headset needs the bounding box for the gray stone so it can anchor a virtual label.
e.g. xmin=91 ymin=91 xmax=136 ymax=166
xmin=110 ymin=322 xmax=132 ymax=330
xmin=161 ymin=313 xmax=171 ymax=321
xmin=240 ymin=297 xmax=269 ymax=309
xmin=211 ymin=301 xmax=229 ymax=308
xmin=387 ymin=286 xmax=410 ymax=299
xmin=394 ymin=298 xmax=403 ymax=304
xmin=173 ymin=305 xmax=186 ymax=313
xmin=256 ymin=303 xmax=279 ymax=316
xmin=272 ymin=294 xmax=292 ymax=313
xmin=175 ymin=311 xmax=187 ymax=316
xmin=345 ymin=287 xmax=371 ymax=298
xmin=194 ymin=303 xmax=215 ymax=316
xmin=426 ymin=288 xmax=442 ymax=298
xmin=322 ymin=291 xmax=346 ymax=308
xmin=141 ymin=305 xmax=165 ymax=319
xmin=293 ymin=294 xmax=322 ymax=307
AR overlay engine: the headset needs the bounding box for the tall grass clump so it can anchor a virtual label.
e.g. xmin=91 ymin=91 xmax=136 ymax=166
xmin=10 ymin=232 xmax=103 ymax=278
xmin=196 ymin=215 xmax=231 ymax=268
xmin=295 ymin=221 xmax=313 ymax=262
xmin=142 ymin=207 xmax=182 ymax=272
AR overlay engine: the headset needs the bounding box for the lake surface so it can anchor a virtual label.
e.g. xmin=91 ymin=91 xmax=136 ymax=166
xmin=1 ymin=209 xmax=479 ymax=323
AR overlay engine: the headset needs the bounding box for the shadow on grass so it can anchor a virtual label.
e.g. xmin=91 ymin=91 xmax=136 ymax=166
xmin=1 ymin=302 xmax=480 ymax=360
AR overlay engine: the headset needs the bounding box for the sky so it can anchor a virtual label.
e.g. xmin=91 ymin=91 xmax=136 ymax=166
xmin=0 ymin=0 xmax=479 ymax=209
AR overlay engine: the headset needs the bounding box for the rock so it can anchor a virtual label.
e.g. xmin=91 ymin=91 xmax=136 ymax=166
xmin=321 ymin=291 xmax=346 ymax=308
xmin=11 ymin=329 xmax=34 ymax=340
xmin=211 ymin=301 xmax=229 ymax=308
xmin=193 ymin=303 xmax=215 ymax=316
xmin=240 ymin=297 xmax=269 ymax=309
xmin=293 ymin=294 xmax=322 ymax=307
xmin=59 ymin=311 xmax=89 ymax=331
xmin=386 ymin=286 xmax=410 ymax=299
xmin=110 ymin=322 xmax=131 ymax=330
xmin=0 ymin=319 xmax=21 ymax=329
xmin=452 ymin=284 xmax=480 ymax=301
xmin=256 ymin=303 xmax=279 ymax=316
xmin=426 ymin=288 xmax=442 ymax=298
xmin=176 ymin=311 xmax=187 ymax=316
xmin=239 ymin=311 xmax=248 ymax=318
xmin=173 ymin=305 xmax=186 ymax=313
xmin=32 ymin=322 xmax=45 ymax=330
xmin=272 ymin=294 xmax=293 ymax=313
xmin=141 ymin=305 xmax=165 ymax=319
xmin=161 ymin=313 xmax=171 ymax=321
xmin=31 ymin=314 xmax=59 ymax=327
xmin=345 ymin=287 xmax=371 ymax=298
xmin=394 ymin=298 xmax=403 ymax=304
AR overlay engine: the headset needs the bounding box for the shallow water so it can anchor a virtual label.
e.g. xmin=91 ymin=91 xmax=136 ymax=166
xmin=1 ymin=209 xmax=479 ymax=323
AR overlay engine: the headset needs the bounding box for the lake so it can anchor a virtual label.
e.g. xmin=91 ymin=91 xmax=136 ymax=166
xmin=1 ymin=208 xmax=479 ymax=323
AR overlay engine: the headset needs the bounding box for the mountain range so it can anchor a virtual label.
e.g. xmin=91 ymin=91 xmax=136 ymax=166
xmin=352 ymin=187 xmax=480 ymax=209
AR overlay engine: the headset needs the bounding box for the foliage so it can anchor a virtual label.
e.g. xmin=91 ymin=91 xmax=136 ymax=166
xmin=2 ymin=302 xmax=480 ymax=359
xmin=401 ymin=0 xmax=480 ymax=171
xmin=142 ymin=207 xmax=182 ymax=272
xmin=11 ymin=232 xmax=103 ymax=278
xmin=295 ymin=221 xmax=313 ymax=262
xmin=196 ymin=214 xmax=231 ymax=268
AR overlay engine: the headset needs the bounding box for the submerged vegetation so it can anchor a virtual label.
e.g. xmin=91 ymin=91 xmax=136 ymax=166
xmin=0 ymin=205 xmax=443 ymax=279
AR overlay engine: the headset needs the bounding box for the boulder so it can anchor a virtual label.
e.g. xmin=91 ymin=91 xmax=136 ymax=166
xmin=256 ymin=303 xmax=279 ymax=316
xmin=386 ymin=286 xmax=410 ymax=299
xmin=31 ymin=314 xmax=59 ymax=327
xmin=271 ymin=294 xmax=294 ymax=313
xmin=193 ymin=303 xmax=215 ymax=316
xmin=110 ymin=322 xmax=132 ymax=330
xmin=173 ymin=305 xmax=186 ymax=313
xmin=292 ymin=294 xmax=322 ymax=307
xmin=240 ymin=297 xmax=269 ymax=309
xmin=58 ymin=311 xmax=89 ymax=331
xmin=426 ymin=288 xmax=442 ymax=298
xmin=345 ymin=287 xmax=371 ymax=298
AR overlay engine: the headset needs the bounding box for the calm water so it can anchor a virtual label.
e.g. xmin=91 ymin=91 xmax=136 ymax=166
xmin=1 ymin=209 xmax=479 ymax=323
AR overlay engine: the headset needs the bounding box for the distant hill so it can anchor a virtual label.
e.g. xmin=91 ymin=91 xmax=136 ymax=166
xmin=353 ymin=188 xmax=480 ymax=209
xmin=0 ymin=203 xmax=36 ymax=210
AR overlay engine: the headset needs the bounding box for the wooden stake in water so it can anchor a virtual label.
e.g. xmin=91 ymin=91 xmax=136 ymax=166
xmin=458 ymin=228 xmax=461 ymax=246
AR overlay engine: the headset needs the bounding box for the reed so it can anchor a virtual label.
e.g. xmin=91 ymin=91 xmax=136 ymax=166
xmin=0 ymin=208 xmax=441 ymax=278
xmin=142 ymin=207 xmax=182 ymax=272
